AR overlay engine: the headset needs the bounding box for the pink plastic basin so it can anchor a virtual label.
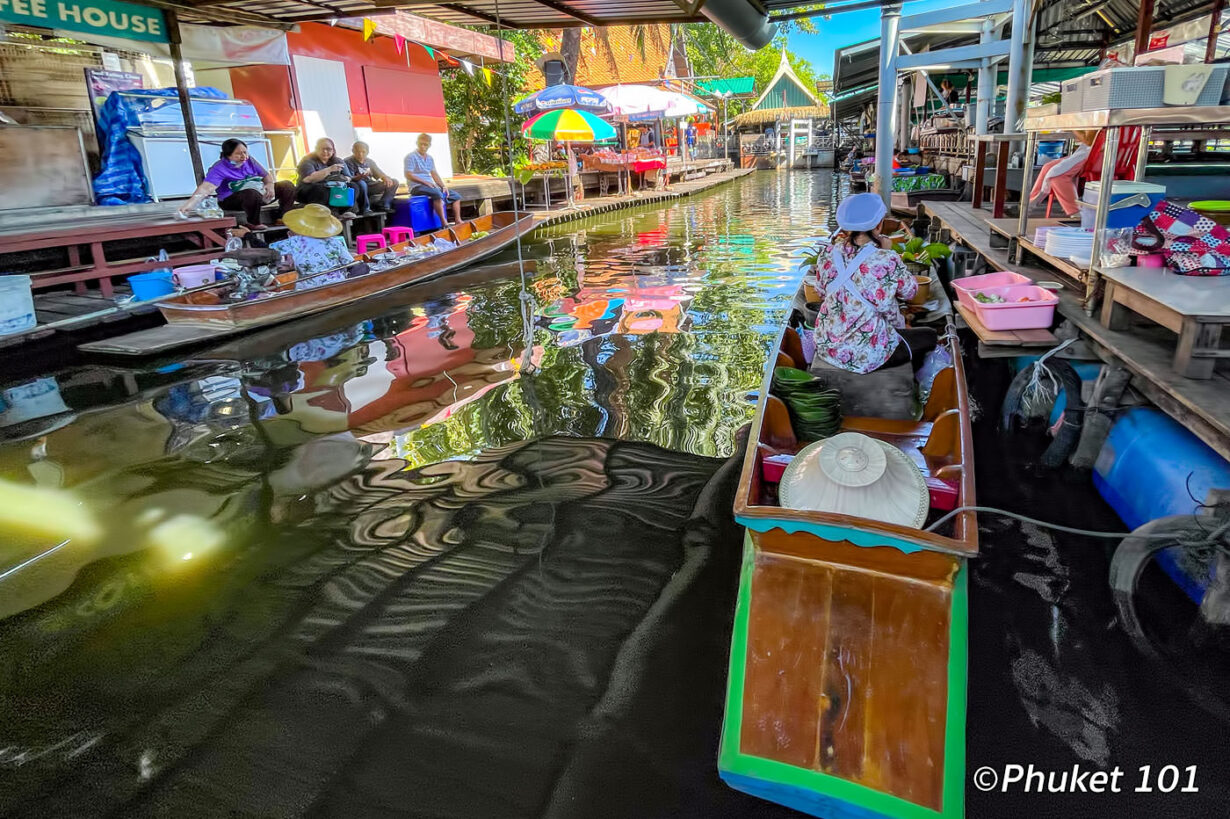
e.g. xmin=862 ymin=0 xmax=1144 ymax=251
xmin=172 ymin=264 xmax=218 ymax=288
xmin=952 ymin=271 xmax=1031 ymax=309
xmin=967 ymin=284 xmax=1058 ymax=331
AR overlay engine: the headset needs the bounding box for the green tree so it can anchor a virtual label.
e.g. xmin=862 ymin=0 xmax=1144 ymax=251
xmin=442 ymin=29 xmax=543 ymax=175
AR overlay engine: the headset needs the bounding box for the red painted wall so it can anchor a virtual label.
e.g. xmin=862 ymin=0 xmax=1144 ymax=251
xmin=230 ymin=23 xmax=447 ymax=138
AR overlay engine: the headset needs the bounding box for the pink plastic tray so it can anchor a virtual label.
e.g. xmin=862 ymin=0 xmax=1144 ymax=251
xmin=967 ymin=285 xmax=1058 ymax=331
xmin=952 ymin=271 xmax=1031 ymax=309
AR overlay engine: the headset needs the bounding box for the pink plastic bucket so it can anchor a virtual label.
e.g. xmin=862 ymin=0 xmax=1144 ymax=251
xmin=952 ymin=271 xmax=1031 ymax=309
xmin=967 ymin=284 xmax=1058 ymax=331
xmin=172 ymin=264 xmax=217 ymax=289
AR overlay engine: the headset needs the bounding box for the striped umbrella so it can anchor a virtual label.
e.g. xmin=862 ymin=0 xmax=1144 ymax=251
xmin=522 ymin=108 xmax=616 ymax=143
xmin=513 ymin=84 xmax=610 ymax=114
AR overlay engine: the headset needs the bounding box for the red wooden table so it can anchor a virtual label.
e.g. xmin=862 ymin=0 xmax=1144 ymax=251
xmin=0 ymin=214 xmax=235 ymax=297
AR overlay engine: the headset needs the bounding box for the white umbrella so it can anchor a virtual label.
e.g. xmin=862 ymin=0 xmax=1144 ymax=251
xmin=601 ymin=85 xmax=710 ymax=118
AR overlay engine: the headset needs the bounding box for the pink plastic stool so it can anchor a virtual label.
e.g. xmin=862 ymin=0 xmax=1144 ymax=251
xmin=356 ymin=234 xmax=387 ymax=255
xmin=384 ymin=226 xmax=415 ymax=245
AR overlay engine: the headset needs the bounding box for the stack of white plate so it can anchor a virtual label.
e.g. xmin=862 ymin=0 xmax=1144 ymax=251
xmin=1034 ymin=226 xmax=1057 ymax=246
xmin=1044 ymin=227 xmax=1095 ymax=261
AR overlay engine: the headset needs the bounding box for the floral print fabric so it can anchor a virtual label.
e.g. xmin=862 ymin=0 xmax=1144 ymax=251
xmin=269 ymin=235 xmax=354 ymax=290
xmin=812 ymin=241 xmax=917 ymax=373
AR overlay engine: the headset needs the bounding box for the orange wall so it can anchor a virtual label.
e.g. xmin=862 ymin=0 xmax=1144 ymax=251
xmin=230 ymin=22 xmax=448 ymax=137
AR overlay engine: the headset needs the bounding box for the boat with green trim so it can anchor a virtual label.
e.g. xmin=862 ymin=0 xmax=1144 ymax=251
xmin=719 ymin=298 xmax=977 ymax=819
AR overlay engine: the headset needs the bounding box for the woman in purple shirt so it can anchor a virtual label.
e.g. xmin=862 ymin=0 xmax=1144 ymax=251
xmin=178 ymin=139 xmax=295 ymax=228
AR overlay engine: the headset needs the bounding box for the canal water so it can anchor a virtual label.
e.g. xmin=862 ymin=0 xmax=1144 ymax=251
xmin=1 ymin=170 xmax=1227 ymax=817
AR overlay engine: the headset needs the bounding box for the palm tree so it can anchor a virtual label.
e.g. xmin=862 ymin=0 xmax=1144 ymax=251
xmin=559 ymin=25 xmax=663 ymax=85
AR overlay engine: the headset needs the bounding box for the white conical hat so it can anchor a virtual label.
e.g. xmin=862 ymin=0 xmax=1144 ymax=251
xmin=779 ymin=432 xmax=929 ymax=528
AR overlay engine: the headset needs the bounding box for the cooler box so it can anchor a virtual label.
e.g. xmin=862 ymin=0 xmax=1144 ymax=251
xmin=1037 ymin=141 xmax=1065 ymax=163
xmin=1079 ymin=181 xmax=1165 ymax=230
xmin=1060 ymin=77 xmax=1085 ymax=113
xmin=390 ymin=195 xmax=443 ymax=233
xmin=1081 ymin=67 xmax=1165 ymax=110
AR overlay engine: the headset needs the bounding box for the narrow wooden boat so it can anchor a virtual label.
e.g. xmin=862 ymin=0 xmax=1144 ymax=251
xmin=79 ymin=213 xmax=535 ymax=356
xmin=719 ymin=297 xmax=977 ymax=819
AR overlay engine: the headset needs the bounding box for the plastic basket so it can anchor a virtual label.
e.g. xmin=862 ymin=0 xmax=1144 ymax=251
xmin=951 ymin=271 xmax=1030 ymax=309
xmin=966 ymin=285 xmax=1058 ymax=330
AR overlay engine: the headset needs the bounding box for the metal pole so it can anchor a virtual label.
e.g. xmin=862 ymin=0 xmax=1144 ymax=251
xmin=875 ymin=2 xmax=902 ymax=207
xmin=1003 ymin=0 xmax=1032 ymax=135
xmin=166 ymin=10 xmax=204 ymax=184
xmin=1087 ymin=125 xmax=1119 ymax=312
xmin=1016 ymin=130 xmax=1038 ymax=242
xmin=976 ymin=17 xmax=994 ymax=135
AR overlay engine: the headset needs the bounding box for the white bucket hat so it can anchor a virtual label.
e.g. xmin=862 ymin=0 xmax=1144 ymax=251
xmin=836 ymin=193 xmax=887 ymax=232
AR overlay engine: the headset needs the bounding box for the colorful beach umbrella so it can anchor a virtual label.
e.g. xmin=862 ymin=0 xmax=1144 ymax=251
xmin=522 ymin=108 xmax=616 ymax=142
xmin=513 ymin=84 xmax=610 ymax=114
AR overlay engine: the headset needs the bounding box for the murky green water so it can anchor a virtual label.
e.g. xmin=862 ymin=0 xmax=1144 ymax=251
xmin=0 ymin=171 xmax=843 ymax=815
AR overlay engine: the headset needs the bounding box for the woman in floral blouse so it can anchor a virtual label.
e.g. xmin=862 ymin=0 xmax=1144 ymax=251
xmin=812 ymin=193 xmax=935 ymax=373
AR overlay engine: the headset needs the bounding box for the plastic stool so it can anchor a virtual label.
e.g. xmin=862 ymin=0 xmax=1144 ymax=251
xmin=356 ymin=234 xmax=387 ymax=255
xmin=384 ymin=226 xmax=414 ymax=245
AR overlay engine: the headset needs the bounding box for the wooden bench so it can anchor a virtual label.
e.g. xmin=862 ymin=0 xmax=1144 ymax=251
xmin=1100 ymin=266 xmax=1230 ymax=380
xmin=0 ymin=214 xmax=235 ymax=298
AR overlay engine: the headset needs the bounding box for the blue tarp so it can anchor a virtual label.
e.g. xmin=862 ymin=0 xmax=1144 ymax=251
xmin=92 ymin=86 xmax=228 ymax=206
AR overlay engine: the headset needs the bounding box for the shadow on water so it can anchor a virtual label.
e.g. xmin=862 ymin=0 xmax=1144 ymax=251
xmin=0 ymin=171 xmax=1228 ymax=817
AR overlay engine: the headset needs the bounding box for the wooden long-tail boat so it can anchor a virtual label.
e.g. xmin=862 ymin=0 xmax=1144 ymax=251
xmin=719 ymin=293 xmax=976 ymax=819
xmin=79 ymin=212 xmax=535 ymax=356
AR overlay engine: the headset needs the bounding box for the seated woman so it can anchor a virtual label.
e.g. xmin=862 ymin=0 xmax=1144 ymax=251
xmin=812 ymin=193 xmax=936 ymax=374
xmin=178 ymin=139 xmax=295 ymax=228
xmin=344 ymin=141 xmax=398 ymax=214
xmin=295 ymin=138 xmax=359 ymax=218
xmin=1029 ymin=129 xmax=1096 ymax=218
xmin=269 ymin=204 xmax=354 ymax=291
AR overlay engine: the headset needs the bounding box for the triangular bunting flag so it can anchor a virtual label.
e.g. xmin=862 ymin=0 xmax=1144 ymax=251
xmin=424 ymin=45 xmax=435 ymax=59
xmin=394 ymin=34 xmax=406 ymax=55
xmin=482 ymin=67 xmax=493 ymax=86
xmin=460 ymin=60 xmax=474 ymax=76
xmin=362 ymin=18 xmax=377 ymax=41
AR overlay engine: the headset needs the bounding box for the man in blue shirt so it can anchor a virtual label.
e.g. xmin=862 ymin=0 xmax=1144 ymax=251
xmin=404 ymin=133 xmax=462 ymax=226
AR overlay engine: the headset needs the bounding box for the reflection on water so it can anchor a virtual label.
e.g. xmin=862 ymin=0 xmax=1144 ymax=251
xmin=0 ymin=171 xmax=840 ymax=814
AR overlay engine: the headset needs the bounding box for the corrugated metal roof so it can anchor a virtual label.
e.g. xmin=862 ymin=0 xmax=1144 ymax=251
xmin=696 ymin=77 xmax=756 ymax=96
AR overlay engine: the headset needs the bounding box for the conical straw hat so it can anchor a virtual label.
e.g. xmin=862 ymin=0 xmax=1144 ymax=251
xmin=283 ymin=204 xmax=342 ymax=239
xmin=779 ymin=432 xmax=929 ymax=528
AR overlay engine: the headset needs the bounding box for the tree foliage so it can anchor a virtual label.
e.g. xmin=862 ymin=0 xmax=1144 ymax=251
xmin=682 ymin=23 xmax=829 ymax=116
xmin=442 ymin=29 xmax=543 ymax=175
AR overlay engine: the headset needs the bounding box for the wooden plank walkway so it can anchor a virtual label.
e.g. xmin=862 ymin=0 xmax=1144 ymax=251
xmin=923 ymin=199 xmax=1230 ymax=462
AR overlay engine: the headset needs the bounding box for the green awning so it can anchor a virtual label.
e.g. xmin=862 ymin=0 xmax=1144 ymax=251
xmin=696 ymin=77 xmax=756 ymax=97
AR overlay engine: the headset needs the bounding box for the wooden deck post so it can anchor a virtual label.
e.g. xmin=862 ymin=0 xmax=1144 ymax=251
xmin=1208 ymin=0 xmax=1226 ymax=63
xmin=167 ymin=10 xmax=205 ymax=184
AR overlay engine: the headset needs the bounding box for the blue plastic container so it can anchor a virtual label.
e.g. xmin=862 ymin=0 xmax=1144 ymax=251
xmin=1037 ymin=141 xmax=1064 ymax=163
xmin=1094 ymin=408 xmax=1230 ymax=601
xmin=390 ymin=195 xmax=442 ymax=233
xmin=127 ymin=271 xmax=175 ymax=301
xmin=1080 ymin=181 xmax=1166 ymax=230
xmin=1094 ymin=407 xmax=1230 ymax=529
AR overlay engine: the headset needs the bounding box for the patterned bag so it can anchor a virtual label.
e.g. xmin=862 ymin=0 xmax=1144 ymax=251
xmin=1132 ymin=199 xmax=1230 ymax=276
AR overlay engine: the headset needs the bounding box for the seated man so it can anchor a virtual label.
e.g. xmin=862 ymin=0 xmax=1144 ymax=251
xmin=404 ymin=133 xmax=462 ymax=226
xmin=345 ymin=141 xmax=398 ymax=214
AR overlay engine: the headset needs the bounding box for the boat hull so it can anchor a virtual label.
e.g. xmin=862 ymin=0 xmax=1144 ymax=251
xmin=720 ymin=283 xmax=976 ymax=818
xmin=718 ymin=530 xmax=967 ymax=819
xmin=156 ymin=213 xmax=535 ymax=331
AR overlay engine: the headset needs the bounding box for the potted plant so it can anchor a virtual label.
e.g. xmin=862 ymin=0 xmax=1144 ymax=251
xmin=892 ymin=237 xmax=952 ymax=275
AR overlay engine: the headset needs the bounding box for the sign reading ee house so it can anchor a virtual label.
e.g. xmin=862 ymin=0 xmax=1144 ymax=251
xmin=0 ymin=0 xmax=167 ymax=43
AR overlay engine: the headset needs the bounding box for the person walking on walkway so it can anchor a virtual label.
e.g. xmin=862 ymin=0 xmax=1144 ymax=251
xmin=404 ymin=134 xmax=462 ymax=226
xmin=178 ymin=138 xmax=294 ymax=228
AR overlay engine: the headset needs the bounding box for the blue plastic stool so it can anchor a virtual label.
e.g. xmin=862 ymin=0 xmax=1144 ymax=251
xmin=390 ymin=195 xmax=442 ymax=233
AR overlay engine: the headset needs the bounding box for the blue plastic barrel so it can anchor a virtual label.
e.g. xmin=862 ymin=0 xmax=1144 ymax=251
xmin=1094 ymin=408 xmax=1230 ymax=603
xmin=127 ymin=271 xmax=175 ymax=301
xmin=1093 ymin=407 xmax=1230 ymax=530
